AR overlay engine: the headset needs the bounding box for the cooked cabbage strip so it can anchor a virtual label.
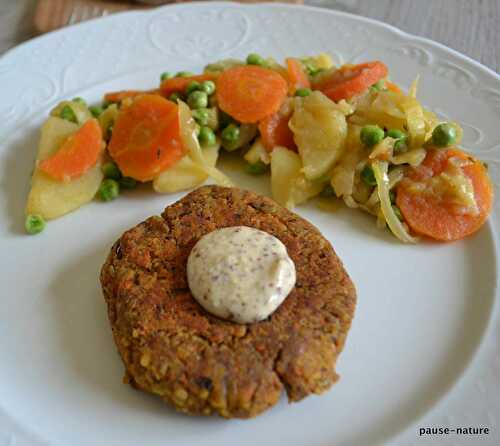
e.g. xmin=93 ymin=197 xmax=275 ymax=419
xmin=372 ymin=161 xmax=418 ymax=243
xmin=401 ymin=96 xmax=426 ymax=149
xmin=178 ymin=101 xmax=232 ymax=187
xmin=391 ymin=148 xmax=426 ymax=167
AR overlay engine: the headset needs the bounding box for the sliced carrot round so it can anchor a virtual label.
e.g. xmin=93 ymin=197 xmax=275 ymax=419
xmin=216 ymin=65 xmax=288 ymax=123
xmin=39 ymin=118 xmax=103 ymax=181
xmin=104 ymin=89 xmax=160 ymax=103
xmin=396 ymin=149 xmax=494 ymax=241
xmin=314 ymin=61 xmax=388 ymax=102
xmin=108 ymin=94 xmax=184 ymax=182
xmin=286 ymin=58 xmax=311 ymax=95
xmin=258 ymin=111 xmax=296 ymax=152
xmin=159 ymin=73 xmax=218 ymax=97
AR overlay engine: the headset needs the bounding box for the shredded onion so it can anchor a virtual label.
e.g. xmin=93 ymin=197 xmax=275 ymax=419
xmin=369 ymin=137 xmax=395 ymax=161
xmin=372 ymin=92 xmax=405 ymax=119
xmin=372 ymin=161 xmax=418 ymax=243
xmin=391 ymin=148 xmax=427 ymax=167
xmin=401 ymin=96 xmax=426 ymax=149
xmin=362 ymin=166 xmax=404 ymax=211
xmin=388 ymin=166 xmax=405 ymax=188
xmin=351 ymin=91 xmax=406 ymax=129
xmin=423 ymin=109 xmax=440 ymax=140
xmin=178 ymin=101 xmax=232 ymax=187
xmin=376 ymin=208 xmax=386 ymax=228
xmin=365 ymin=188 xmax=380 ymax=208
xmin=331 ymin=152 xmax=362 ymax=197
xmin=343 ymin=195 xmax=359 ymax=209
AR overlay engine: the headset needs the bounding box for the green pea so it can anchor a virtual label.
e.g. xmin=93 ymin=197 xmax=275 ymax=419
xmin=432 ymin=123 xmax=457 ymax=147
xmin=25 ymin=214 xmax=46 ymax=235
xmin=361 ymin=165 xmax=377 ymax=186
xmin=176 ymin=71 xmax=194 ymax=78
xmin=392 ymin=205 xmax=403 ymax=221
xmin=200 ymin=80 xmax=216 ymax=95
xmin=221 ymin=124 xmax=240 ymax=142
xmin=245 ymin=161 xmax=268 ymax=175
xmin=386 ymin=129 xmax=407 ymax=153
xmin=370 ymin=80 xmax=385 ymax=92
xmin=303 ymin=61 xmax=318 ymax=76
xmin=187 ymin=91 xmax=208 ymax=109
xmin=168 ymin=92 xmax=182 ymax=103
xmin=320 ymin=184 xmax=336 ymax=198
xmin=186 ymin=81 xmax=201 ymax=94
xmin=246 ymin=53 xmax=265 ymax=66
xmin=295 ymin=88 xmax=312 ymax=97
xmin=360 ymin=125 xmax=384 ymax=147
xmin=60 ymin=105 xmax=77 ymax=123
xmin=394 ymin=139 xmax=407 ymax=153
xmin=119 ymin=177 xmax=137 ymax=190
xmin=89 ymin=105 xmax=103 ymax=118
xmin=101 ymin=161 xmax=122 ymax=180
xmin=192 ymin=108 xmax=210 ymax=126
xmin=198 ymin=126 xmax=216 ymax=147
xmin=98 ymin=179 xmax=120 ymax=201
xmin=386 ymin=129 xmax=405 ymax=140
xmin=160 ymin=72 xmax=173 ymax=81
xmin=73 ymin=97 xmax=86 ymax=106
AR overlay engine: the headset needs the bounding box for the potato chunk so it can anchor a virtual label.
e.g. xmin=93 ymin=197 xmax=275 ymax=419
xmin=26 ymin=117 xmax=103 ymax=220
xmin=153 ymin=142 xmax=220 ymax=193
xmin=289 ymin=91 xmax=348 ymax=180
xmin=244 ymin=138 xmax=270 ymax=165
xmin=271 ymin=146 xmax=323 ymax=209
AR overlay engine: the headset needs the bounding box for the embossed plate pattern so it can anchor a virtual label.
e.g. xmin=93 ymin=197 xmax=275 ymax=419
xmin=0 ymin=3 xmax=498 ymax=446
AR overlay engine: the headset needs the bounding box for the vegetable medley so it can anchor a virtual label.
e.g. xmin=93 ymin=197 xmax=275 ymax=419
xmin=25 ymin=53 xmax=494 ymax=242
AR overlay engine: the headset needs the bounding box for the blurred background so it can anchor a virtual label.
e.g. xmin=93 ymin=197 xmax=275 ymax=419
xmin=0 ymin=0 xmax=498 ymax=72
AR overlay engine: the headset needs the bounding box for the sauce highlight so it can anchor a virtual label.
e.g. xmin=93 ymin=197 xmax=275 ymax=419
xmin=187 ymin=226 xmax=296 ymax=324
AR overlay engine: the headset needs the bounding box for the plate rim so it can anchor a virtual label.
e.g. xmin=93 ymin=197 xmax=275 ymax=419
xmin=2 ymin=1 xmax=499 ymax=81
xmin=0 ymin=2 xmax=499 ymax=446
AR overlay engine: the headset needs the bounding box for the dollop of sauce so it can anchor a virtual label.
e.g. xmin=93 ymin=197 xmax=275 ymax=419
xmin=187 ymin=226 xmax=296 ymax=324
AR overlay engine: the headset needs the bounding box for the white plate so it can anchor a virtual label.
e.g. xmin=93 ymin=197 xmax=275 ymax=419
xmin=0 ymin=2 xmax=499 ymax=446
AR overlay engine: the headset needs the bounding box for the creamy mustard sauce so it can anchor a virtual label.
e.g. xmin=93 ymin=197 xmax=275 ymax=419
xmin=187 ymin=226 xmax=296 ymax=324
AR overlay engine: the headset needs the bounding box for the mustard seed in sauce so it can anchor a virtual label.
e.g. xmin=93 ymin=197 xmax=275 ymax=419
xmin=186 ymin=226 xmax=296 ymax=324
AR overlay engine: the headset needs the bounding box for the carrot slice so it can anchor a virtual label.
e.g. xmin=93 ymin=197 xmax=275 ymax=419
xmin=39 ymin=119 xmax=103 ymax=181
xmin=314 ymin=61 xmax=388 ymax=102
xmin=216 ymin=65 xmax=288 ymax=123
xmin=385 ymin=81 xmax=402 ymax=94
xmin=108 ymin=94 xmax=184 ymax=182
xmin=396 ymin=149 xmax=494 ymax=241
xmin=104 ymin=89 xmax=160 ymax=103
xmin=159 ymin=74 xmax=218 ymax=97
xmin=286 ymin=58 xmax=311 ymax=95
xmin=258 ymin=111 xmax=296 ymax=152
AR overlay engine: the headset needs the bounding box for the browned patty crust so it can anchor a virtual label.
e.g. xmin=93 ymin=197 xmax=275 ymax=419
xmin=100 ymin=185 xmax=356 ymax=418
